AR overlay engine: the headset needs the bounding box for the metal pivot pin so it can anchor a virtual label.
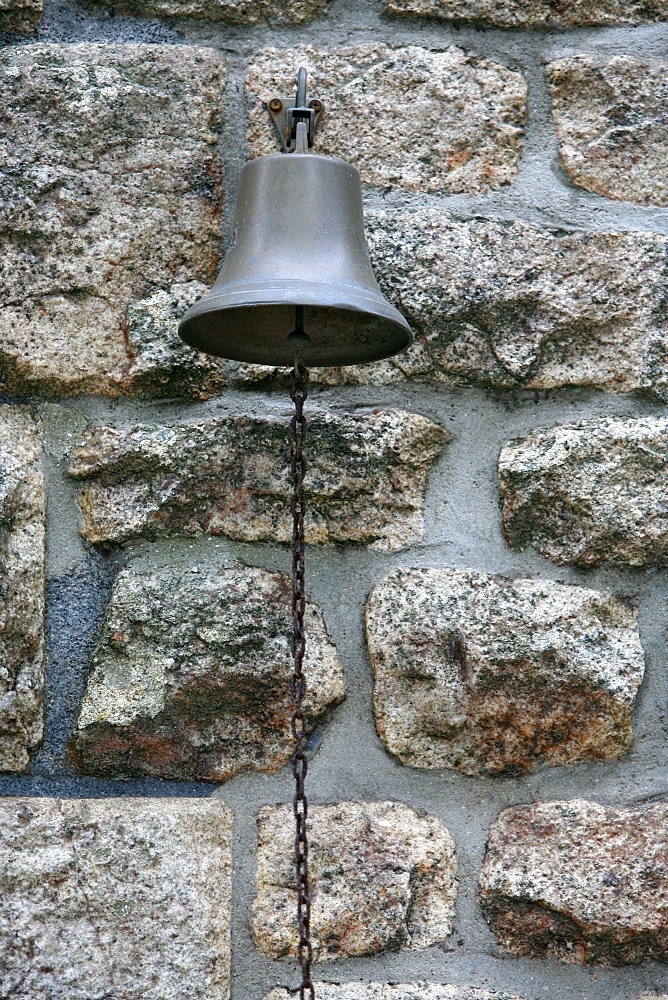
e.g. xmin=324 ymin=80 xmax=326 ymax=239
xmin=268 ymin=67 xmax=324 ymax=153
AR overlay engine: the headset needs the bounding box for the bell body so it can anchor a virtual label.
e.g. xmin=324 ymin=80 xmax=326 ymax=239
xmin=178 ymin=153 xmax=412 ymax=367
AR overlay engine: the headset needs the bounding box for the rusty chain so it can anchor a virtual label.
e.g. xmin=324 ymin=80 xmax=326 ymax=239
xmin=289 ymin=361 xmax=314 ymax=1000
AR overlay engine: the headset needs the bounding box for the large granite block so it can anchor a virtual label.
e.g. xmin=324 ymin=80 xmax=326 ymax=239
xmin=0 ymin=797 xmax=232 ymax=998
xmin=0 ymin=44 xmax=225 ymax=397
xmin=0 ymin=406 xmax=45 ymax=772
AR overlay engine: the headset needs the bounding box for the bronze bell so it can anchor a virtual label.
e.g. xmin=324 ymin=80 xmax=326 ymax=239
xmin=178 ymin=70 xmax=412 ymax=368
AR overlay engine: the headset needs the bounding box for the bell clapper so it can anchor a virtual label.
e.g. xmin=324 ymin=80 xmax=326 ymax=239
xmin=287 ymin=305 xmax=311 ymax=356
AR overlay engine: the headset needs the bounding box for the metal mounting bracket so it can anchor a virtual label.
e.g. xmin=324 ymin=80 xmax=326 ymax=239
xmin=268 ymin=67 xmax=324 ymax=153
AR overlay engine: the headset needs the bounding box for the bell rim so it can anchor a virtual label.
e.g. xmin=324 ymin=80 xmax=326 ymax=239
xmin=178 ymin=289 xmax=413 ymax=367
xmin=179 ymin=281 xmax=412 ymax=337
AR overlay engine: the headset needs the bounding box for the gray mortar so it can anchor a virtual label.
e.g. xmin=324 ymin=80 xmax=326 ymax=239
xmin=0 ymin=2 xmax=667 ymax=999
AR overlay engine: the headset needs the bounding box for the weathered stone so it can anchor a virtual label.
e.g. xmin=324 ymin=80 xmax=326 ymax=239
xmin=0 ymin=407 xmax=44 ymax=772
xmin=70 ymin=565 xmax=344 ymax=781
xmin=266 ymin=986 xmax=525 ymax=1000
xmin=480 ymin=799 xmax=668 ymax=965
xmin=0 ymin=44 xmax=225 ymax=397
xmin=68 ymin=410 xmax=446 ymax=551
xmin=499 ymin=416 xmax=668 ymax=567
xmin=387 ymin=0 xmax=668 ymax=26
xmin=124 ymin=282 xmax=226 ymax=399
xmin=243 ymin=213 xmax=668 ymax=395
xmin=0 ymin=0 xmax=41 ymax=31
xmin=254 ymin=802 xmax=457 ymax=962
xmin=547 ymin=55 xmax=668 ymax=206
xmin=0 ymin=797 xmax=231 ymax=998
xmin=366 ymin=568 xmax=644 ymax=776
xmin=86 ymin=0 xmax=325 ymax=21
xmin=247 ymin=46 xmax=526 ymax=194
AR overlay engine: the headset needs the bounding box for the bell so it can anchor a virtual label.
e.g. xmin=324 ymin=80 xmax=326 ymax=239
xmin=178 ymin=76 xmax=412 ymax=368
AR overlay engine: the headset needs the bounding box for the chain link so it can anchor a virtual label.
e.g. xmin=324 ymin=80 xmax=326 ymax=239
xmin=289 ymin=362 xmax=314 ymax=1000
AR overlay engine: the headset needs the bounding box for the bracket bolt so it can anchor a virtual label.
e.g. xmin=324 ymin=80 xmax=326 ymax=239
xmin=269 ymin=98 xmax=283 ymax=113
xmin=309 ymin=99 xmax=323 ymax=113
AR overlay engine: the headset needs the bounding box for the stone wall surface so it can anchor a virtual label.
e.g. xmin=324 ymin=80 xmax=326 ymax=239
xmin=266 ymin=987 xmax=526 ymax=999
xmin=0 ymin=1 xmax=666 ymax=999
xmin=387 ymin=0 xmax=668 ymax=26
xmin=247 ymin=46 xmax=527 ymax=194
xmin=254 ymin=801 xmax=457 ymax=962
xmin=499 ymin=415 xmax=668 ymax=567
xmin=0 ymin=44 xmax=225 ymax=398
xmin=0 ymin=0 xmax=41 ymax=31
xmin=547 ymin=55 xmax=668 ymax=206
xmin=0 ymin=407 xmax=45 ymax=773
xmin=85 ymin=0 xmax=326 ymax=22
xmin=68 ymin=409 xmax=446 ymax=550
xmin=0 ymin=797 xmax=232 ymax=998
xmin=480 ymin=799 xmax=668 ymax=966
xmin=242 ymin=213 xmax=668 ymax=394
xmin=364 ymin=214 xmax=668 ymax=396
xmin=70 ymin=564 xmax=344 ymax=780
xmin=366 ymin=567 xmax=645 ymax=775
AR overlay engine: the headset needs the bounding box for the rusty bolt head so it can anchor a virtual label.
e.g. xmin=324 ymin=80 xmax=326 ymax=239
xmin=309 ymin=99 xmax=323 ymax=113
xmin=269 ymin=98 xmax=283 ymax=113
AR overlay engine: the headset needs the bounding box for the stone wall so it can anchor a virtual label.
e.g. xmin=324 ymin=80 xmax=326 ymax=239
xmin=0 ymin=0 xmax=666 ymax=998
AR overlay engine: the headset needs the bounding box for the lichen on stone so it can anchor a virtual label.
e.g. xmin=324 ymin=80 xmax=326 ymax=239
xmin=387 ymin=0 xmax=668 ymax=27
xmin=0 ymin=44 xmax=225 ymax=397
xmin=84 ymin=0 xmax=327 ymax=22
xmin=68 ymin=409 xmax=447 ymax=551
xmin=480 ymin=799 xmax=668 ymax=965
xmin=125 ymin=282 xmax=226 ymax=399
xmin=0 ymin=0 xmax=42 ymax=32
xmin=0 ymin=797 xmax=232 ymax=998
xmin=70 ymin=565 xmax=344 ymax=781
xmin=0 ymin=407 xmax=45 ymax=773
